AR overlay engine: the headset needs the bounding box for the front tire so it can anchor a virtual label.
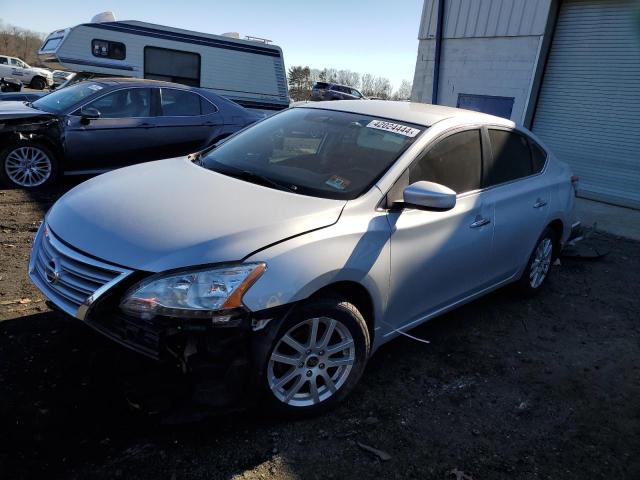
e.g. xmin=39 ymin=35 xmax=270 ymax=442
xmin=0 ymin=142 xmax=58 ymax=189
xmin=516 ymin=227 xmax=557 ymax=294
xmin=30 ymin=76 xmax=47 ymax=90
xmin=261 ymin=296 xmax=370 ymax=417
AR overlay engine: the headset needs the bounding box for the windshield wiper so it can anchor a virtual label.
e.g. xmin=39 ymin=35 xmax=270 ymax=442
xmin=214 ymin=164 xmax=297 ymax=193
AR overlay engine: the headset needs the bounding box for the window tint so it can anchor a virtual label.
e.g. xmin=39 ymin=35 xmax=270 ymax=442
xmin=160 ymin=89 xmax=201 ymax=116
xmin=200 ymin=97 xmax=218 ymax=115
xmin=144 ymin=47 xmax=200 ymax=87
xmin=485 ymin=130 xmax=533 ymax=187
xmin=92 ymin=39 xmax=126 ymax=60
xmin=0 ymin=57 xmax=7 ymax=65
xmin=409 ymin=129 xmax=482 ymax=194
xmin=87 ymin=88 xmax=151 ymax=118
xmin=529 ymin=139 xmax=547 ymax=174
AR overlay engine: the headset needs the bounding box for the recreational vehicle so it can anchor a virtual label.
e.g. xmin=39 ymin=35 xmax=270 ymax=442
xmin=38 ymin=16 xmax=289 ymax=114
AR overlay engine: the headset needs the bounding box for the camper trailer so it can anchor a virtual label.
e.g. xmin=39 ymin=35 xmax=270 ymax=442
xmin=38 ymin=15 xmax=289 ymax=114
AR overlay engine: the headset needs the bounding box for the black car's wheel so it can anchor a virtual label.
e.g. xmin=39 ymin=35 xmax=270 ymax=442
xmin=261 ymin=296 xmax=370 ymax=417
xmin=0 ymin=142 xmax=58 ymax=189
xmin=516 ymin=227 xmax=558 ymax=294
xmin=29 ymin=76 xmax=47 ymax=90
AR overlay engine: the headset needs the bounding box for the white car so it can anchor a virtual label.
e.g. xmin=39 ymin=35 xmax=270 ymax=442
xmin=0 ymin=55 xmax=54 ymax=90
xmin=29 ymin=101 xmax=580 ymax=415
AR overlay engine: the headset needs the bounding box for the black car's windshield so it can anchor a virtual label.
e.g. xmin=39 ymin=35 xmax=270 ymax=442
xmin=200 ymin=108 xmax=424 ymax=200
xmin=32 ymin=82 xmax=106 ymax=113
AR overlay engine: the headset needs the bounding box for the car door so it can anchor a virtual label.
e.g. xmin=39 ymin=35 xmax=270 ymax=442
xmin=64 ymin=87 xmax=158 ymax=170
xmin=384 ymin=128 xmax=495 ymax=332
xmin=480 ymin=127 xmax=551 ymax=284
xmin=150 ymin=88 xmax=222 ymax=158
xmin=0 ymin=56 xmax=11 ymax=79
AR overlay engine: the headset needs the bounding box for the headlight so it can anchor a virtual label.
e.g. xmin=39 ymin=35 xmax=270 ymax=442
xmin=120 ymin=263 xmax=266 ymax=320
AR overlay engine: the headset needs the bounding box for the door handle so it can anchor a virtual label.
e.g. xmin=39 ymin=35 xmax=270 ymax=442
xmin=533 ymin=199 xmax=548 ymax=209
xmin=470 ymin=216 xmax=491 ymax=228
xmin=139 ymin=122 xmax=156 ymax=129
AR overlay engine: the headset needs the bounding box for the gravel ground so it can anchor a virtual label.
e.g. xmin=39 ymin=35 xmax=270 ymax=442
xmin=0 ymin=181 xmax=639 ymax=480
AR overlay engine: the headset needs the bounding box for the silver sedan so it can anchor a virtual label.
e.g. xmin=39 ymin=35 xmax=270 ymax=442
xmin=29 ymin=100 xmax=579 ymax=416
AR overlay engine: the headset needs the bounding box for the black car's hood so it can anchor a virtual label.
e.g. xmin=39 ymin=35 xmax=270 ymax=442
xmin=0 ymin=101 xmax=54 ymax=120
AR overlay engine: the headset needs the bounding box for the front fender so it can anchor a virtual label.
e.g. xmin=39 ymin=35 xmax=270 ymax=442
xmin=242 ymin=212 xmax=391 ymax=339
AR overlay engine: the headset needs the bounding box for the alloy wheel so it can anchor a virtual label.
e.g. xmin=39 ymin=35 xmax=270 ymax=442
xmin=268 ymin=317 xmax=355 ymax=407
xmin=4 ymin=146 xmax=52 ymax=187
xmin=529 ymin=237 xmax=553 ymax=288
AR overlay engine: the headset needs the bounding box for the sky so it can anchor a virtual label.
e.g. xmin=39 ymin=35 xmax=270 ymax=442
xmin=0 ymin=0 xmax=424 ymax=90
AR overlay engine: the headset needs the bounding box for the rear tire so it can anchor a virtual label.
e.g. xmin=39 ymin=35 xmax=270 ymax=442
xmin=515 ymin=227 xmax=558 ymax=295
xmin=30 ymin=76 xmax=46 ymax=90
xmin=259 ymin=296 xmax=370 ymax=417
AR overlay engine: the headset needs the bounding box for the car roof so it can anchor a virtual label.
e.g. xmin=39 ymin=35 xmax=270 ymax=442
xmin=296 ymin=100 xmax=514 ymax=127
xmin=90 ymin=77 xmax=201 ymax=91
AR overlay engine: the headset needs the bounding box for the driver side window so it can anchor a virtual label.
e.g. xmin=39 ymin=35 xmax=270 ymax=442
xmin=84 ymin=88 xmax=152 ymax=118
xmin=409 ymin=129 xmax=483 ymax=194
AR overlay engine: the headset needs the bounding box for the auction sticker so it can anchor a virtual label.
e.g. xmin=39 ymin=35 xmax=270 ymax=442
xmin=366 ymin=120 xmax=421 ymax=137
xmin=325 ymin=175 xmax=351 ymax=190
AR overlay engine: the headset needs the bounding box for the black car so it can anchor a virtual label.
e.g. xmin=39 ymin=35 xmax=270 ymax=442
xmin=310 ymin=82 xmax=365 ymax=101
xmin=0 ymin=78 xmax=259 ymax=188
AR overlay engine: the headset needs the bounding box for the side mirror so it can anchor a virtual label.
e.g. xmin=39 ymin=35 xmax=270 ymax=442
xmin=79 ymin=106 xmax=101 ymax=124
xmin=403 ymin=181 xmax=457 ymax=210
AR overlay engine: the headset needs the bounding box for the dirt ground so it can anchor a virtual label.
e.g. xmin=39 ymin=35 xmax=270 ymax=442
xmin=0 ymin=181 xmax=639 ymax=480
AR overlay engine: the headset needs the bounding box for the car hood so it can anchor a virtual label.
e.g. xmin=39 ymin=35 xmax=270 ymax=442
xmin=46 ymin=158 xmax=346 ymax=272
xmin=0 ymin=101 xmax=53 ymax=120
xmin=30 ymin=67 xmax=53 ymax=77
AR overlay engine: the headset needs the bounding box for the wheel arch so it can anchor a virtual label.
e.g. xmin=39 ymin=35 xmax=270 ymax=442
xmin=309 ymin=280 xmax=376 ymax=344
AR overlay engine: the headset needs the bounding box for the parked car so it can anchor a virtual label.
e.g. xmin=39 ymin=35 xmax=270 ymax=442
xmin=52 ymin=70 xmax=74 ymax=88
xmin=0 ymin=77 xmax=259 ymax=188
xmin=310 ymin=82 xmax=365 ymax=101
xmin=28 ymin=100 xmax=579 ymax=416
xmin=0 ymin=55 xmax=53 ymax=90
xmin=1 ymin=77 xmax=24 ymax=92
xmin=0 ymin=91 xmax=47 ymax=102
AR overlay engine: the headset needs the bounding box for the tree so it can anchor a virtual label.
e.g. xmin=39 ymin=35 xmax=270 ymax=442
xmin=361 ymin=73 xmax=375 ymax=97
xmin=287 ymin=65 xmax=312 ymax=101
xmin=392 ymin=80 xmax=413 ymax=100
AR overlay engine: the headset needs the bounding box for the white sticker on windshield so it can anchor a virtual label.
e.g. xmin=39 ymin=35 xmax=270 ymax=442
xmin=87 ymin=84 xmax=103 ymax=91
xmin=366 ymin=120 xmax=420 ymax=138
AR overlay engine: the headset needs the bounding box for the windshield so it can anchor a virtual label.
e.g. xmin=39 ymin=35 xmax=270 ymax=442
xmin=200 ymin=108 xmax=424 ymax=200
xmin=32 ymin=82 xmax=105 ymax=113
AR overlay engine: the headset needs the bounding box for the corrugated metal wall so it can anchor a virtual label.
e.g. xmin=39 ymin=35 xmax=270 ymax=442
xmin=419 ymin=0 xmax=551 ymax=39
xmin=532 ymin=0 xmax=640 ymax=208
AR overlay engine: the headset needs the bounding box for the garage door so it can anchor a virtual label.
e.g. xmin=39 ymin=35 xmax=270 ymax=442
xmin=532 ymin=0 xmax=640 ymax=208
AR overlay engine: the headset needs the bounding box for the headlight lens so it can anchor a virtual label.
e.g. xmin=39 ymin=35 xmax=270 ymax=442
xmin=120 ymin=263 xmax=265 ymax=320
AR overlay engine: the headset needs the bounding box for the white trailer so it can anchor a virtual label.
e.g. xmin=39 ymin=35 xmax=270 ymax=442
xmin=38 ymin=18 xmax=289 ymax=113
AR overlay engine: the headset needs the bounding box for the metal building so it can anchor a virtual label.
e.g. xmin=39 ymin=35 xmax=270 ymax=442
xmin=412 ymin=0 xmax=640 ymax=209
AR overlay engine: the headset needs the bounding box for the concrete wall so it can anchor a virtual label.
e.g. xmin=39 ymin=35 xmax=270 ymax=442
xmin=411 ymin=0 xmax=553 ymax=125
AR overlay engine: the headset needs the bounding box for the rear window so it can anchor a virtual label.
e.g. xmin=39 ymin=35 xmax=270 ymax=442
xmin=484 ymin=129 xmax=533 ymax=187
xmin=314 ymin=82 xmax=330 ymax=90
xmin=160 ymin=89 xmax=201 ymax=116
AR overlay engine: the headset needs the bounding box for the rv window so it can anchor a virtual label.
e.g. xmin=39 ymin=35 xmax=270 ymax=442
xmin=42 ymin=37 xmax=63 ymax=51
xmin=160 ymin=89 xmax=201 ymax=116
xmin=92 ymin=39 xmax=126 ymax=60
xmin=144 ymin=47 xmax=201 ymax=87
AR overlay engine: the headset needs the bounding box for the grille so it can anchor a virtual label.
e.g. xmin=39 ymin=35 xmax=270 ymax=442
xmin=29 ymin=224 xmax=132 ymax=319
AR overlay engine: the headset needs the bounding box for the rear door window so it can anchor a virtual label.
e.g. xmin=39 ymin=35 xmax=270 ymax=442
xmin=529 ymin=139 xmax=547 ymax=174
xmin=160 ymin=89 xmax=201 ymax=116
xmin=484 ymin=129 xmax=533 ymax=187
xmin=409 ymin=129 xmax=483 ymax=194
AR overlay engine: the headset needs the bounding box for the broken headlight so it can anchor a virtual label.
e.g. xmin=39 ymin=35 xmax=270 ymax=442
xmin=120 ymin=263 xmax=266 ymax=321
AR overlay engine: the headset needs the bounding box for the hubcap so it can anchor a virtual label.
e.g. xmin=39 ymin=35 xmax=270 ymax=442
xmin=4 ymin=146 xmax=52 ymax=187
xmin=529 ymin=237 xmax=553 ymax=288
xmin=268 ymin=317 xmax=355 ymax=407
